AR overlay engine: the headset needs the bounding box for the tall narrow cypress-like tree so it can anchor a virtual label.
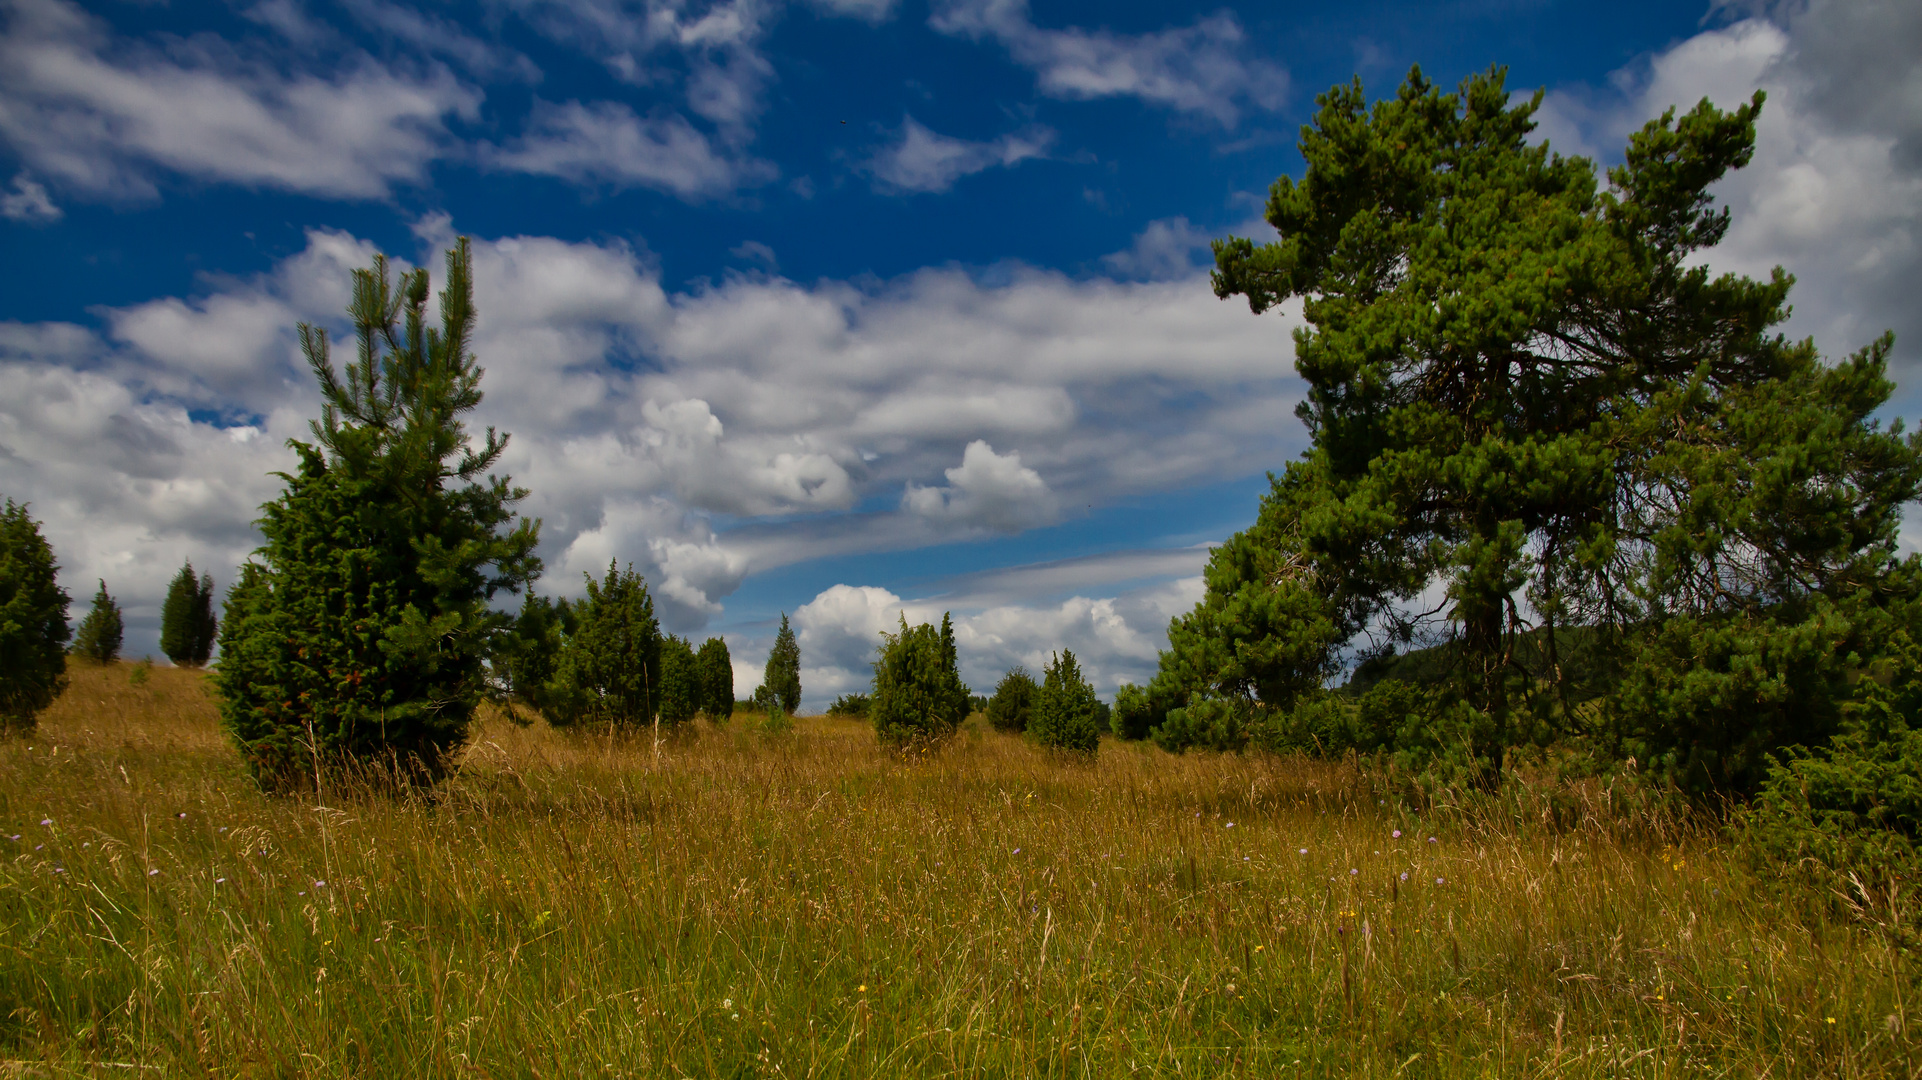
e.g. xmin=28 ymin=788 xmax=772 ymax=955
xmin=159 ymin=560 xmax=216 ymax=667
xmin=215 ymin=239 xmax=542 ymax=788
xmin=763 ymin=613 xmax=801 ymax=715
xmin=0 ymin=499 xmax=71 ymax=734
xmin=696 ymin=636 xmax=734 ymax=721
xmin=657 ymin=635 xmax=699 ymax=725
xmin=71 ymin=580 xmax=123 ymax=665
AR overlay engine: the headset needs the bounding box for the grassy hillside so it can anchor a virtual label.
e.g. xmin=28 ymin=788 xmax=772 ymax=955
xmin=0 ymin=662 xmax=1915 ymax=1077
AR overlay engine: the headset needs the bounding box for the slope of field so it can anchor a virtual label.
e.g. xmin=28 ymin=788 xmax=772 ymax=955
xmin=0 ymin=662 xmax=1915 ymax=1077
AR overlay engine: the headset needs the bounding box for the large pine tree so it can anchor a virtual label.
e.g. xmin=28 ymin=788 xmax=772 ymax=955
xmin=0 ymin=499 xmax=71 ymax=734
xmin=215 ymin=239 xmax=542 ymax=788
xmin=1178 ymin=65 xmax=1922 ymax=789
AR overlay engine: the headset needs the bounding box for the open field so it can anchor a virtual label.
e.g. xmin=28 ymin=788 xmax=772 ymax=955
xmin=1 ymin=662 xmax=1917 ymax=1078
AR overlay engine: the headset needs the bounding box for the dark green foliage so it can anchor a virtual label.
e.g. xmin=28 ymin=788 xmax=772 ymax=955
xmin=826 ymin=693 xmax=870 ymax=717
xmin=1152 ymin=698 xmax=1250 ymax=754
xmin=1031 ymin=650 xmax=1102 ymax=754
xmin=696 ymin=636 xmax=734 ymax=721
xmin=763 ymin=613 xmax=801 ymax=715
xmin=657 ymin=635 xmax=699 ymax=726
xmin=71 ymin=580 xmax=123 ymax=664
xmin=1110 ymin=683 xmax=1155 ymax=740
xmin=158 ymin=561 xmax=217 ymax=667
xmin=547 ymin=562 xmax=661 ymax=728
xmin=0 ymin=499 xmax=70 ymax=733
xmin=491 ymin=592 xmax=572 ymax=722
xmin=1176 ymin=64 xmax=1922 ymax=787
xmin=968 ymin=694 xmax=988 ymax=714
xmin=870 ymin=613 xmax=970 ymax=749
xmin=985 ymin=667 xmax=1037 ymax=732
xmin=1743 ymin=621 xmax=1922 ymax=910
xmin=215 ymin=240 xmax=541 ymax=788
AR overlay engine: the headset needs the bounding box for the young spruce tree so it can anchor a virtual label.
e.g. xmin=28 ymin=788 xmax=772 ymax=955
xmin=216 ymin=239 xmax=542 ymax=788
xmin=158 ymin=560 xmax=217 ymax=667
xmin=70 ymin=580 xmax=123 ymax=665
xmin=0 ymin=499 xmax=71 ymax=734
xmin=763 ymin=613 xmax=802 ymax=715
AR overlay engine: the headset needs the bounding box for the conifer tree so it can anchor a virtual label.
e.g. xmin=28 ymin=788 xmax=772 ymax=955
xmin=71 ymin=580 xmax=123 ymax=664
xmin=870 ymin=613 xmax=970 ymax=749
xmin=985 ymin=667 xmax=1037 ymax=732
xmin=159 ymin=560 xmax=216 ymax=667
xmin=215 ymin=239 xmax=542 ymax=787
xmin=0 ymin=499 xmax=71 ymax=734
xmin=546 ymin=562 xmax=660 ymax=728
xmin=1170 ymin=65 xmax=1922 ymax=788
xmin=696 ymin=636 xmax=734 ymax=721
xmin=763 ymin=613 xmax=802 ymax=715
xmin=492 ymin=591 xmax=572 ymax=721
xmin=657 ymin=635 xmax=699 ymax=725
xmin=1031 ymin=649 xmax=1102 ymax=754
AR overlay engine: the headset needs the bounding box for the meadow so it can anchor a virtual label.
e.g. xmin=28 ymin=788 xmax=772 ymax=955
xmin=0 ymin=662 xmax=1916 ymax=1078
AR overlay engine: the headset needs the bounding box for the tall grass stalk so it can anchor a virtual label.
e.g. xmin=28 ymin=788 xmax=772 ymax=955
xmin=1 ymin=664 xmax=1915 ymax=1076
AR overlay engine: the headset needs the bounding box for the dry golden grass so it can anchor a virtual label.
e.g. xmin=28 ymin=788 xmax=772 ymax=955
xmin=0 ymin=661 xmax=1917 ymax=1077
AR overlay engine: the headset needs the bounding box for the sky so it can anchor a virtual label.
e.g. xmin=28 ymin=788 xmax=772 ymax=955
xmin=2 ymin=0 xmax=1919 ymax=710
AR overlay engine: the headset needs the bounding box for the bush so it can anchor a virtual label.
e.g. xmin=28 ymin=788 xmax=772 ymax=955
xmin=871 ymin=613 xmax=969 ymax=750
xmin=826 ymin=693 xmax=870 ymax=717
xmin=215 ymin=240 xmax=541 ymax=789
xmin=1152 ymin=697 xmax=1250 ymax=753
xmin=657 ymin=635 xmax=699 ymax=726
xmin=985 ymin=667 xmax=1036 ymax=732
xmin=546 ymin=562 xmax=662 ymax=729
xmin=696 ymin=637 xmax=734 ymax=722
xmin=1031 ymin=650 xmax=1102 ymax=754
xmin=491 ymin=592 xmax=572 ymax=722
xmin=158 ymin=560 xmax=217 ymax=667
xmin=1742 ymin=626 xmax=1922 ymax=921
xmin=763 ymin=614 xmax=801 ymax=715
xmin=0 ymin=499 xmax=70 ymax=734
xmin=71 ymin=580 xmax=123 ymax=664
xmin=1110 ymin=683 xmax=1155 ymax=740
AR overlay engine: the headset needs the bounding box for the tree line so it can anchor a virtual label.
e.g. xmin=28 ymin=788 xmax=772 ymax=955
xmin=3 ymin=65 xmax=1916 ymax=894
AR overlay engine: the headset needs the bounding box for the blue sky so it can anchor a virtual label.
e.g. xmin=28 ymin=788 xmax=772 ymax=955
xmin=3 ymin=0 xmax=1919 ymax=707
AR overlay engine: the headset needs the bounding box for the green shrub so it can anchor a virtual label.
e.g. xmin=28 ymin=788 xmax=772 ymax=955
xmin=71 ymin=580 xmax=123 ymax=664
xmin=985 ymin=667 xmax=1036 ymax=732
xmin=1110 ymin=683 xmax=1155 ymax=740
xmin=870 ymin=613 xmax=969 ymax=750
xmin=1742 ymin=626 xmax=1922 ymax=921
xmin=1152 ymin=697 xmax=1249 ymax=753
xmin=826 ymin=693 xmax=870 ymax=717
xmin=0 ymin=498 xmax=70 ymax=734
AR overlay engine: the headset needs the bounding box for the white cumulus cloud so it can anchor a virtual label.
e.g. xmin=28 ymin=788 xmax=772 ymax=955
xmin=862 ymin=116 xmax=1054 ymax=194
xmin=903 ymin=439 xmax=1055 ymax=532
